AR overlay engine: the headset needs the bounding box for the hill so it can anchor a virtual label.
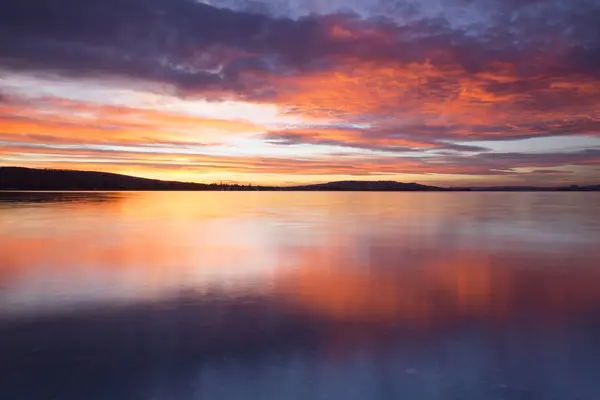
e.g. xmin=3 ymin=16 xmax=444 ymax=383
xmin=286 ymin=180 xmax=444 ymax=191
xmin=0 ymin=167 xmax=261 ymax=191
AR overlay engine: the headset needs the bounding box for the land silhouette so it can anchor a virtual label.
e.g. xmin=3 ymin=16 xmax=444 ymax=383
xmin=1 ymin=167 xmax=598 ymax=191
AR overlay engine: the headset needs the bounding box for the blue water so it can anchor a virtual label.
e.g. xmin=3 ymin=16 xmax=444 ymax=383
xmin=1 ymin=191 xmax=599 ymax=399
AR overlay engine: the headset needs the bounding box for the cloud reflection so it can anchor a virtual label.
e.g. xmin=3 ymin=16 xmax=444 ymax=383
xmin=1 ymin=191 xmax=600 ymax=399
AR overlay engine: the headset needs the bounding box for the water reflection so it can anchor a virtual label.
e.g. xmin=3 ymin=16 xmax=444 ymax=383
xmin=1 ymin=192 xmax=599 ymax=399
xmin=275 ymin=247 xmax=600 ymax=326
xmin=0 ymin=191 xmax=124 ymax=206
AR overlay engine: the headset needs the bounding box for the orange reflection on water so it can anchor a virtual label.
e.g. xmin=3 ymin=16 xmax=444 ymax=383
xmin=274 ymin=245 xmax=600 ymax=327
xmin=1 ymin=191 xmax=599 ymax=325
xmin=0 ymin=193 xmax=291 ymax=313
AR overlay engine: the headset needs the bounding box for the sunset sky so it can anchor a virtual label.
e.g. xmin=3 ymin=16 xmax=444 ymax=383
xmin=1 ymin=0 xmax=599 ymax=186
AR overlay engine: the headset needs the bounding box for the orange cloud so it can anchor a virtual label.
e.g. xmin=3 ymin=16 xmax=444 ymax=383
xmin=0 ymin=98 xmax=263 ymax=147
xmin=2 ymin=48 xmax=599 ymax=185
xmin=269 ymin=57 xmax=600 ymax=141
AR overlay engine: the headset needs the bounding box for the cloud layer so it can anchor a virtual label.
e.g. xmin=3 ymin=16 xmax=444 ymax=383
xmin=1 ymin=0 xmax=599 ymax=184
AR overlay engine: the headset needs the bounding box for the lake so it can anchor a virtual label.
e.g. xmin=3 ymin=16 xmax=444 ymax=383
xmin=1 ymin=191 xmax=600 ymax=400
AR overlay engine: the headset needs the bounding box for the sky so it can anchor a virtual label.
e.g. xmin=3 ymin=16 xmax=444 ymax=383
xmin=1 ymin=0 xmax=599 ymax=186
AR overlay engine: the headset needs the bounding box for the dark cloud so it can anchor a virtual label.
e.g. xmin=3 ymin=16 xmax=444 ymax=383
xmin=437 ymin=142 xmax=490 ymax=152
xmin=265 ymin=128 xmax=490 ymax=153
xmin=361 ymin=119 xmax=600 ymax=142
xmin=2 ymin=0 xmax=600 ymax=94
xmin=269 ymin=135 xmax=416 ymax=153
xmin=0 ymin=0 xmax=322 ymax=94
xmin=529 ymin=169 xmax=573 ymax=174
xmin=479 ymin=149 xmax=600 ymax=166
xmin=434 ymin=149 xmax=600 ymax=173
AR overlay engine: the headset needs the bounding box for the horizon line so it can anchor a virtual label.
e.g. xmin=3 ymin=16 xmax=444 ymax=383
xmin=1 ymin=166 xmax=598 ymax=190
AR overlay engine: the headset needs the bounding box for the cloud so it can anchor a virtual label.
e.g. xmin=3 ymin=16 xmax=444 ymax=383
xmin=478 ymin=149 xmax=600 ymax=168
xmin=0 ymin=0 xmax=325 ymax=97
xmin=264 ymin=127 xmax=490 ymax=153
xmin=529 ymin=169 xmax=573 ymax=175
xmin=427 ymin=149 xmax=600 ymax=178
xmin=0 ymin=96 xmax=263 ymax=147
xmin=1 ymin=0 xmax=600 ymax=184
xmin=3 ymin=137 xmax=598 ymax=180
xmin=2 ymin=0 xmax=600 ymax=91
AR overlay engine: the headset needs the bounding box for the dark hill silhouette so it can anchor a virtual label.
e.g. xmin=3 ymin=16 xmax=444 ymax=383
xmin=288 ymin=180 xmax=444 ymax=191
xmin=0 ymin=167 xmax=598 ymax=191
xmin=0 ymin=167 xmax=268 ymax=191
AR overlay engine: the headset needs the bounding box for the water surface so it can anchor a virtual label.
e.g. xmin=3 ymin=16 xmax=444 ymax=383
xmin=1 ymin=191 xmax=600 ymax=399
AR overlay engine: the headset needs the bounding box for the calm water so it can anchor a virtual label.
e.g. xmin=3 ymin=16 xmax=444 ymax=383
xmin=1 ymin=191 xmax=600 ymax=400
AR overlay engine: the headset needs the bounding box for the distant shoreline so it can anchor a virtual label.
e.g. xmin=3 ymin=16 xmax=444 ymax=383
xmin=2 ymin=189 xmax=599 ymax=192
xmin=0 ymin=188 xmax=600 ymax=193
xmin=1 ymin=167 xmax=598 ymax=192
